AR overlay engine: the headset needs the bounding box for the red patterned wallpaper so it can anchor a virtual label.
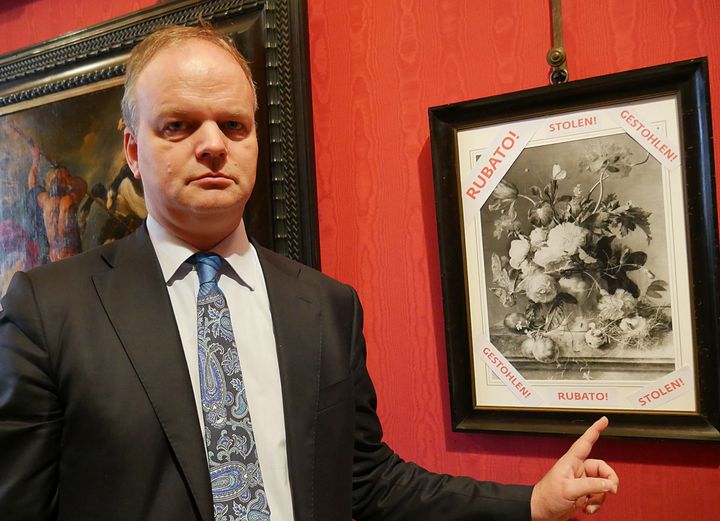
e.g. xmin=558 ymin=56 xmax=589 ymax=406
xmin=0 ymin=0 xmax=156 ymax=54
xmin=307 ymin=1 xmax=720 ymax=520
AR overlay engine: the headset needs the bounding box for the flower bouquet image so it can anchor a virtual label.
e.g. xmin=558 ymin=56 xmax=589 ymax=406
xmin=481 ymin=134 xmax=674 ymax=381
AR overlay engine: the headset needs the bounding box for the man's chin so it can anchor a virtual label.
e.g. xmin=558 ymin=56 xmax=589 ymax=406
xmin=184 ymin=199 xmax=246 ymax=223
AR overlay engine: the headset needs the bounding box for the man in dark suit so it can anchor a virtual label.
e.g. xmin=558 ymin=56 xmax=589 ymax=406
xmin=0 ymin=25 xmax=618 ymax=521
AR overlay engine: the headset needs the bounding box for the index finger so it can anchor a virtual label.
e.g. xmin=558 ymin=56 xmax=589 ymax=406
xmin=566 ymin=416 xmax=609 ymax=460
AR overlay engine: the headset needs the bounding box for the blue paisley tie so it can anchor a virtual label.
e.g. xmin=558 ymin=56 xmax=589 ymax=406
xmin=191 ymin=252 xmax=271 ymax=521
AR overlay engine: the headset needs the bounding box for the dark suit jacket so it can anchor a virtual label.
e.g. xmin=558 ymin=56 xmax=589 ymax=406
xmin=0 ymin=226 xmax=531 ymax=520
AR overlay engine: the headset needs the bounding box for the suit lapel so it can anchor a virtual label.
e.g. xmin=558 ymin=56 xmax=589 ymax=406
xmin=92 ymin=228 xmax=213 ymax=521
xmin=257 ymin=246 xmax=322 ymax=521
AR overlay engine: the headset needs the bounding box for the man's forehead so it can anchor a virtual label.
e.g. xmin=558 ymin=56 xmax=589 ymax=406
xmin=145 ymin=38 xmax=238 ymax=68
xmin=136 ymin=41 xmax=250 ymax=93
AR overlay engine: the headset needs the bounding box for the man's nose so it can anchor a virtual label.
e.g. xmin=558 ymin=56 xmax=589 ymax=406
xmin=195 ymin=122 xmax=228 ymax=162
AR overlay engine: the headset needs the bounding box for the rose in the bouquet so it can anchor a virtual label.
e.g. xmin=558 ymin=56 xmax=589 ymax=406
xmin=597 ymin=289 xmax=636 ymax=321
xmin=529 ymin=227 xmax=548 ymax=247
xmin=581 ymin=143 xmax=634 ymax=177
xmin=525 ymin=273 xmax=558 ymax=304
xmin=508 ymin=237 xmax=531 ymax=269
xmin=533 ymin=222 xmax=589 ymax=268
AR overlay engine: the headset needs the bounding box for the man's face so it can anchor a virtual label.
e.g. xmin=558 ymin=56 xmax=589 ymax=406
xmin=124 ymin=39 xmax=258 ymax=245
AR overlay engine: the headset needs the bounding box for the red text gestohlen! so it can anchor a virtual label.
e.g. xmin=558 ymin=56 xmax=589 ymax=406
xmin=481 ymin=346 xmax=532 ymax=398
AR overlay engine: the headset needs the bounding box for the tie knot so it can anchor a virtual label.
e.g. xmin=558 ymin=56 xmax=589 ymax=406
xmin=191 ymin=252 xmax=223 ymax=286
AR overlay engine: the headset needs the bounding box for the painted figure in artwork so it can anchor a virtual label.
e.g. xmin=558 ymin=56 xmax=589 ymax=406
xmin=28 ymin=142 xmax=89 ymax=261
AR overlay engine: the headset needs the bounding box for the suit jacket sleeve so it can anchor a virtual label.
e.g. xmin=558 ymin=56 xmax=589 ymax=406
xmin=0 ymin=272 xmax=61 ymax=520
xmin=344 ymin=285 xmax=532 ymax=521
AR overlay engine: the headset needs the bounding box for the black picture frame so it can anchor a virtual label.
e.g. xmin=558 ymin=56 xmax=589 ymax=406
xmin=429 ymin=58 xmax=720 ymax=440
xmin=0 ymin=0 xmax=319 ymax=274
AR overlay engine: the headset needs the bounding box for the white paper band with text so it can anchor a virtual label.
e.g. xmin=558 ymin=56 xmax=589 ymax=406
xmin=542 ymin=110 xmax=604 ymax=138
xmin=544 ymin=387 xmax=619 ymax=408
xmin=609 ymin=107 xmax=681 ymax=170
xmin=462 ymin=120 xmax=542 ymax=225
xmin=626 ymin=366 xmax=693 ymax=410
xmin=478 ymin=340 xmax=543 ymax=406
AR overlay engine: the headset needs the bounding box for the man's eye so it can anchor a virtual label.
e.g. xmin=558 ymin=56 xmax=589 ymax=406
xmin=164 ymin=121 xmax=187 ymax=133
xmin=160 ymin=121 xmax=193 ymax=139
xmin=224 ymin=121 xmax=249 ymax=134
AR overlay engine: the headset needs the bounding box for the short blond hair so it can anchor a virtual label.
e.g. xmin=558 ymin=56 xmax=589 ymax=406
xmin=121 ymin=24 xmax=256 ymax=133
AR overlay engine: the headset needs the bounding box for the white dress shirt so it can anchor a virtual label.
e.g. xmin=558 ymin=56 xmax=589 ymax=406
xmin=146 ymin=216 xmax=294 ymax=521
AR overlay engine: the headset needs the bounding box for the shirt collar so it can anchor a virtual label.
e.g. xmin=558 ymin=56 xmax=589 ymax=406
xmin=146 ymin=215 xmax=258 ymax=291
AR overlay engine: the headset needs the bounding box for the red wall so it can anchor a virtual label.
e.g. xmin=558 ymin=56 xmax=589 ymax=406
xmin=3 ymin=1 xmax=720 ymax=519
xmin=0 ymin=0 xmax=155 ymax=52
xmin=308 ymin=1 xmax=720 ymax=519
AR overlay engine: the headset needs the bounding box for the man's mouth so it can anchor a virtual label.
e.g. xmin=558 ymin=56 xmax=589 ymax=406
xmin=194 ymin=172 xmax=229 ymax=180
xmin=189 ymin=173 xmax=233 ymax=186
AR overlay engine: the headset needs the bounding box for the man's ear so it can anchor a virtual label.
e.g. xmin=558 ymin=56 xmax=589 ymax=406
xmin=123 ymin=128 xmax=141 ymax=180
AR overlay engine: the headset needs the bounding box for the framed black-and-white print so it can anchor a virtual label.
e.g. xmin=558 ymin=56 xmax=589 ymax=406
xmin=429 ymin=58 xmax=720 ymax=440
xmin=0 ymin=0 xmax=318 ymax=297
